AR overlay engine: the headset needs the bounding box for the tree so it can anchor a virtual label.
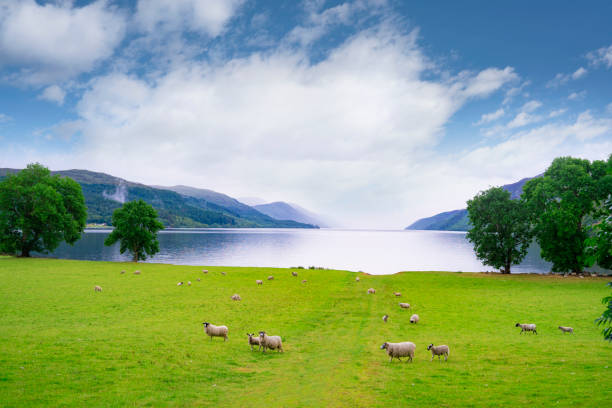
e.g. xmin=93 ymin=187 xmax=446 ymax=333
xmin=466 ymin=187 xmax=532 ymax=274
xmin=0 ymin=163 xmax=87 ymax=257
xmin=104 ymin=200 xmax=164 ymax=262
xmin=522 ymin=156 xmax=612 ymax=273
xmin=596 ymin=282 xmax=612 ymax=342
xmin=585 ymin=154 xmax=612 ymax=270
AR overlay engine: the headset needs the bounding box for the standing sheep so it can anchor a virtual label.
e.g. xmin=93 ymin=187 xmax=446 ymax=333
xmin=231 ymin=294 xmax=241 ymax=301
xmin=120 ymin=270 xmax=125 ymax=274
xmin=177 ymin=282 xmax=183 ymax=286
xmin=410 ymin=314 xmax=419 ymax=324
xmin=221 ymin=272 xmax=226 ymax=276
xmin=94 ymin=285 xmax=102 ymax=292
xmin=267 ymin=276 xmax=274 ymax=281
xmin=558 ymin=326 xmax=574 ymax=334
xmin=355 ymin=277 xmax=360 ymax=282
xmin=247 ymin=333 xmax=261 ymax=351
xmin=399 ymin=303 xmax=410 ymax=309
xmin=197 ymin=278 xmax=201 ymax=282
xmin=202 ymin=269 xmax=208 ymax=274
xmin=394 ymin=292 xmax=401 ymax=297
xmin=427 ymin=344 xmax=450 ymax=362
xmin=382 ymin=314 xmax=389 ymax=323
xmin=203 ymin=322 xmax=228 ymax=341
xmin=302 ymin=280 xmax=307 ymax=284
xmin=515 ymin=323 xmax=537 ymax=334
xmin=134 ymin=270 xmax=141 ymax=275
xmin=367 ymin=288 xmax=376 ymax=294
xmin=380 ymin=341 xmax=416 ymax=363
xmin=256 ymin=280 xmax=263 ymax=285
xmin=292 ymin=271 xmax=298 ymax=277
xmin=259 ymin=331 xmax=283 ymax=353
xmin=187 ymin=281 xmax=192 ymax=286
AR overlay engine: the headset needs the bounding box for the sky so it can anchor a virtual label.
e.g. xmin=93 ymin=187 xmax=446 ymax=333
xmin=0 ymin=0 xmax=611 ymax=228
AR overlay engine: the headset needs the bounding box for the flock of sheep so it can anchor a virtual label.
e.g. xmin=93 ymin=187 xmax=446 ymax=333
xmin=94 ymin=268 xmax=576 ymax=363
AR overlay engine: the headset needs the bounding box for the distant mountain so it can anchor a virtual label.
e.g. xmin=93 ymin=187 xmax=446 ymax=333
xmin=253 ymin=201 xmax=329 ymax=227
xmin=238 ymin=197 xmax=267 ymax=206
xmin=405 ymin=176 xmax=535 ymax=231
xmin=0 ymin=168 xmax=317 ymax=229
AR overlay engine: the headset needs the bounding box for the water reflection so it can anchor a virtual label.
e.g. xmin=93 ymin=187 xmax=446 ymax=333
xmin=39 ymin=228 xmax=555 ymax=275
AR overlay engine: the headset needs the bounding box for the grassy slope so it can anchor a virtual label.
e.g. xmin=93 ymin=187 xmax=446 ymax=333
xmin=0 ymin=258 xmax=610 ymax=407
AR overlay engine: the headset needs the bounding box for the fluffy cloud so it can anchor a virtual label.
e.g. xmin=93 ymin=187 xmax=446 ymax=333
xmin=38 ymin=85 xmax=66 ymax=105
xmin=568 ymin=90 xmax=586 ymax=100
xmin=587 ymin=44 xmax=612 ymax=68
xmin=0 ymin=112 xmax=11 ymax=123
xmin=506 ymin=100 xmax=543 ymax=128
xmin=475 ymin=108 xmax=504 ymax=125
xmin=546 ymin=67 xmax=588 ymax=88
xmin=0 ymin=0 xmax=126 ymax=84
xmin=135 ymin=0 xmax=245 ymax=37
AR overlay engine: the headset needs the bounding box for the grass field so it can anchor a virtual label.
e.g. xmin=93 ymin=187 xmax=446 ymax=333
xmin=0 ymin=257 xmax=610 ymax=407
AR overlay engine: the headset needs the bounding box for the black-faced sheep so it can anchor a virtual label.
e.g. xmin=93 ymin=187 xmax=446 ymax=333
xmin=427 ymin=344 xmax=449 ymax=362
xmin=259 ymin=331 xmax=283 ymax=353
xmin=380 ymin=341 xmax=415 ymax=363
xmin=515 ymin=323 xmax=537 ymax=334
xmin=203 ymin=322 xmax=228 ymax=341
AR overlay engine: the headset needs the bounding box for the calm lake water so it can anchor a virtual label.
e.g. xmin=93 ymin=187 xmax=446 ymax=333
xmin=40 ymin=228 xmax=553 ymax=275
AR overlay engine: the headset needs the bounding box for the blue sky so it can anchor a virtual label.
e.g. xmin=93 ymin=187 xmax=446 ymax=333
xmin=0 ymin=0 xmax=611 ymax=228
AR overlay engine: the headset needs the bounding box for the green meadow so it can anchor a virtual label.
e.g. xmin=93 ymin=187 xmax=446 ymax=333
xmin=0 ymin=257 xmax=610 ymax=407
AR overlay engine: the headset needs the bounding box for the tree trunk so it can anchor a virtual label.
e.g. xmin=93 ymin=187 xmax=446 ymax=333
xmin=20 ymin=248 xmax=31 ymax=257
xmin=504 ymin=261 xmax=511 ymax=274
xmin=133 ymin=251 xmax=139 ymax=262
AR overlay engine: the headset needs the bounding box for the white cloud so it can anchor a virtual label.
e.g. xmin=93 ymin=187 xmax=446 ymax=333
xmin=135 ymin=0 xmax=245 ymax=37
xmin=38 ymin=85 xmax=66 ymax=105
xmin=587 ymin=44 xmax=612 ymax=68
xmin=568 ymin=90 xmax=586 ymax=100
xmin=571 ymin=66 xmax=587 ymax=79
xmin=546 ymin=66 xmax=588 ymax=88
xmin=475 ymin=108 xmax=504 ymax=125
xmin=521 ymin=100 xmax=542 ymax=112
xmin=0 ymin=0 xmax=126 ymax=84
xmin=607 ymin=102 xmax=612 ymax=114
xmin=548 ymin=108 xmax=567 ymax=118
xmin=458 ymin=67 xmax=518 ymax=98
xmin=505 ymin=100 xmax=543 ymax=129
xmin=0 ymin=113 xmax=11 ymax=123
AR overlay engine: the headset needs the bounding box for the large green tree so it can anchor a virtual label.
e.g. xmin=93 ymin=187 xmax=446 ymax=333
xmin=522 ymin=156 xmax=612 ymax=273
xmin=104 ymin=200 xmax=164 ymax=262
xmin=585 ymin=154 xmax=612 ymax=270
xmin=0 ymin=163 xmax=87 ymax=257
xmin=466 ymin=187 xmax=532 ymax=274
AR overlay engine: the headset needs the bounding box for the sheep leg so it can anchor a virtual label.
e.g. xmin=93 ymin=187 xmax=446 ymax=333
xmin=430 ymin=355 xmax=434 ymax=362
xmin=534 ymin=330 xmax=537 ymax=335
xmin=444 ymin=354 xmax=448 ymax=361
xmin=389 ymin=356 xmax=393 ymax=363
xmin=224 ymin=335 xmax=228 ymax=341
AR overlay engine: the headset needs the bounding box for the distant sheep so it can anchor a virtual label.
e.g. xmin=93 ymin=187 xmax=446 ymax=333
xmin=177 ymin=282 xmax=183 ymax=286
xmin=302 ymin=280 xmax=307 ymax=284
xmin=382 ymin=314 xmax=389 ymax=323
xmin=355 ymin=277 xmax=360 ymax=282
xmin=427 ymin=344 xmax=449 ymax=362
xmin=515 ymin=323 xmax=537 ymax=334
xmin=197 ymin=278 xmax=201 ymax=282
xmin=187 ymin=281 xmax=192 ymax=286
xmin=259 ymin=331 xmax=283 ymax=353
xmin=221 ymin=272 xmax=226 ymax=276
xmin=134 ymin=270 xmax=141 ymax=275
xmin=380 ymin=341 xmax=415 ymax=363
xmin=256 ymin=280 xmax=263 ymax=285
xmin=247 ymin=333 xmax=261 ymax=351
xmin=394 ymin=292 xmax=401 ymax=297
xmin=231 ymin=294 xmax=241 ymax=301
xmin=292 ymin=271 xmax=298 ymax=277
xmin=558 ymin=326 xmax=573 ymax=334
xmin=94 ymin=285 xmax=102 ymax=292
xmin=120 ymin=270 xmax=125 ymax=274
xmin=399 ymin=303 xmax=410 ymax=309
xmin=410 ymin=314 xmax=419 ymax=324
xmin=203 ymin=322 xmax=228 ymax=341
xmin=367 ymin=288 xmax=376 ymax=294
xmin=267 ymin=276 xmax=274 ymax=281
xmin=202 ymin=269 xmax=208 ymax=274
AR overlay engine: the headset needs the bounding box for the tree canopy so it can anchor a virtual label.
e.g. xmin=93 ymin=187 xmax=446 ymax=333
xmin=0 ymin=163 xmax=87 ymax=257
xmin=522 ymin=156 xmax=612 ymax=273
xmin=104 ymin=200 xmax=164 ymax=262
xmin=466 ymin=187 xmax=532 ymax=274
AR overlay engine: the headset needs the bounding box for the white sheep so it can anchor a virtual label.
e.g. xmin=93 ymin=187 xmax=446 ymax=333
xmin=134 ymin=270 xmax=141 ymax=275
xmin=302 ymin=280 xmax=307 ymax=284
xmin=267 ymin=276 xmax=274 ymax=280
xmin=197 ymin=278 xmax=201 ymax=282
xmin=221 ymin=272 xmax=226 ymax=276
xmin=410 ymin=314 xmax=419 ymax=324
xmin=427 ymin=344 xmax=450 ymax=362
xmin=187 ymin=281 xmax=192 ymax=286
xmin=394 ymin=292 xmax=401 ymax=297
xmin=231 ymin=294 xmax=241 ymax=301
xmin=120 ymin=270 xmax=125 ymax=274
xmin=515 ymin=323 xmax=537 ymax=334
xmin=202 ymin=269 xmax=208 ymax=274
xmin=247 ymin=333 xmax=261 ymax=351
xmin=94 ymin=285 xmax=102 ymax=292
xmin=355 ymin=277 xmax=360 ymax=282
xmin=259 ymin=331 xmax=283 ymax=353
xmin=367 ymin=288 xmax=376 ymax=294
xmin=256 ymin=280 xmax=263 ymax=285
xmin=380 ymin=341 xmax=416 ymax=363
xmin=558 ymin=326 xmax=574 ymax=334
xmin=292 ymin=271 xmax=298 ymax=277
xmin=382 ymin=314 xmax=389 ymax=323
xmin=203 ymin=322 xmax=228 ymax=341
xmin=399 ymin=303 xmax=410 ymax=309
xmin=177 ymin=281 xmax=183 ymax=286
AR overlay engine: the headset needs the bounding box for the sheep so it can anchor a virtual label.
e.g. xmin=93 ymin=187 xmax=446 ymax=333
xmin=410 ymin=314 xmax=419 ymax=324
xmin=427 ymin=344 xmax=450 ymax=362
xmin=177 ymin=281 xmax=183 ymax=286
xmin=221 ymin=272 xmax=226 ymax=276
xmin=197 ymin=278 xmax=201 ymax=282
xmin=120 ymin=270 xmax=125 ymax=274
xmin=247 ymin=333 xmax=261 ymax=351
xmin=515 ymin=323 xmax=537 ymax=334
xmin=558 ymin=326 xmax=574 ymax=334
xmin=256 ymin=280 xmax=263 ymax=285
xmin=302 ymin=280 xmax=307 ymax=284
xmin=367 ymin=288 xmax=376 ymax=294
xmin=267 ymin=276 xmax=274 ymax=281
xmin=94 ymin=285 xmax=102 ymax=292
xmin=187 ymin=281 xmax=192 ymax=286
xmin=202 ymin=269 xmax=208 ymax=274
xmin=134 ymin=270 xmax=141 ymax=275
xmin=292 ymin=271 xmax=298 ymax=277
xmin=380 ymin=341 xmax=416 ymax=363
xmin=203 ymin=322 xmax=228 ymax=341
xmin=394 ymin=292 xmax=401 ymax=297
xmin=355 ymin=277 xmax=360 ymax=282
xmin=382 ymin=314 xmax=389 ymax=323
xmin=399 ymin=303 xmax=410 ymax=309
xmin=231 ymin=294 xmax=241 ymax=301
xmin=259 ymin=331 xmax=283 ymax=353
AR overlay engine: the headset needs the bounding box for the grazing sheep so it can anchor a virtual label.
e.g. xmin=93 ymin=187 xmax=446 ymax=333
xmin=221 ymin=272 xmax=226 ymax=276
xmin=427 ymin=344 xmax=450 ymax=362
xmin=367 ymin=288 xmax=376 ymax=294
xmin=267 ymin=276 xmax=274 ymax=281
xmin=247 ymin=333 xmax=261 ymax=351
xmin=134 ymin=270 xmax=141 ymax=275
xmin=380 ymin=341 xmax=416 ymax=363
xmin=515 ymin=323 xmax=537 ymax=334
xmin=292 ymin=271 xmax=298 ymax=277
xmin=203 ymin=322 xmax=228 ymax=341
xmin=120 ymin=270 xmax=125 ymax=274
xmin=382 ymin=314 xmax=389 ymax=323
xmin=394 ymin=292 xmax=401 ymax=297
xmin=355 ymin=277 xmax=360 ymax=282
xmin=231 ymin=294 xmax=241 ymax=301
xmin=94 ymin=285 xmax=102 ymax=292
xmin=197 ymin=278 xmax=201 ymax=282
xmin=558 ymin=326 xmax=574 ymax=334
xmin=410 ymin=314 xmax=419 ymax=324
xmin=399 ymin=303 xmax=410 ymax=309
xmin=187 ymin=281 xmax=192 ymax=286
xmin=302 ymin=280 xmax=307 ymax=284
xmin=259 ymin=331 xmax=283 ymax=353
xmin=177 ymin=281 xmax=183 ymax=286
xmin=202 ymin=269 xmax=208 ymax=274
xmin=256 ymin=280 xmax=263 ymax=285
